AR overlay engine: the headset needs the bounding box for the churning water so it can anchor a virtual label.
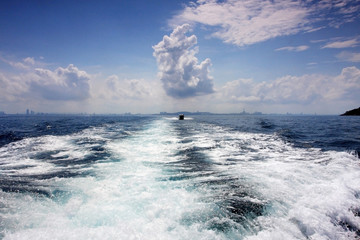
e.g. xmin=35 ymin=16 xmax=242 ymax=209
xmin=0 ymin=114 xmax=359 ymax=239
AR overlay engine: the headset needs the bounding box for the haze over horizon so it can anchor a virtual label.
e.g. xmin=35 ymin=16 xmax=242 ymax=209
xmin=1 ymin=0 xmax=359 ymax=115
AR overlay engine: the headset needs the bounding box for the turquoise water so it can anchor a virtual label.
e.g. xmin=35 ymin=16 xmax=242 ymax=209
xmin=0 ymin=115 xmax=359 ymax=239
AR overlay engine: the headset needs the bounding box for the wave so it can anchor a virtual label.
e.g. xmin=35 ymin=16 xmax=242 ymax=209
xmin=0 ymin=117 xmax=359 ymax=239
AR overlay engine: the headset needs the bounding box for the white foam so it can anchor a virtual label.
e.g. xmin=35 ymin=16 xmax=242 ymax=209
xmin=195 ymin=125 xmax=360 ymax=239
xmin=1 ymin=118 xmax=360 ymax=240
xmin=1 ymin=119 xmax=227 ymax=239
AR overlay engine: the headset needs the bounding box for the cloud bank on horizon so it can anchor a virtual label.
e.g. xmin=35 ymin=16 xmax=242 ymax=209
xmin=0 ymin=59 xmax=90 ymax=102
xmin=0 ymin=56 xmax=163 ymax=114
xmin=219 ymin=66 xmax=360 ymax=105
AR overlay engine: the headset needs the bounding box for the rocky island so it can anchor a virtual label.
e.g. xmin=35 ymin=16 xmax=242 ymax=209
xmin=340 ymin=107 xmax=360 ymax=116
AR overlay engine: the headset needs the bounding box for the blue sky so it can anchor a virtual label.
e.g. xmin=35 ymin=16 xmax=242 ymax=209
xmin=0 ymin=0 xmax=359 ymax=114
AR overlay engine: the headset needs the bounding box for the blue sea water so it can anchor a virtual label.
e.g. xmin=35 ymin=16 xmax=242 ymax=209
xmin=0 ymin=114 xmax=359 ymax=239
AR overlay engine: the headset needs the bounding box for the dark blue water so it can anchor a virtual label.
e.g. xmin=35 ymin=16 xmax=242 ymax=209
xmin=0 ymin=115 xmax=151 ymax=147
xmin=1 ymin=115 xmax=358 ymax=153
xmin=191 ymin=115 xmax=360 ymax=154
xmin=0 ymin=114 xmax=359 ymax=239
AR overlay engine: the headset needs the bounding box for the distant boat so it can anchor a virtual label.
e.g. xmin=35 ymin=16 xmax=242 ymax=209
xmin=179 ymin=114 xmax=184 ymax=120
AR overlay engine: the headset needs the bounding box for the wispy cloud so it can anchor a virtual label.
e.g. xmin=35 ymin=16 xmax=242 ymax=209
xmin=23 ymin=57 xmax=35 ymax=65
xmin=275 ymin=45 xmax=309 ymax=52
xmin=323 ymin=0 xmax=360 ymax=28
xmin=105 ymin=75 xmax=152 ymax=100
xmin=0 ymin=56 xmax=32 ymax=70
xmin=0 ymin=72 xmax=28 ymax=102
xmin=170 ymin=0 xmax=360 ymax=47
xmin=322 ymin=38 xmax=359 ymax=49
xmin=87 ymin=73 xmax=168 ymax=114
xmin=336 ymin=51 xmax=360 ymax=62
xmin=170 ymin=0 xmax=310 ymax=47
xmin=0 ymin=55 xmax=46 ymax=70
xmin=153 ymin=24 xmax=214 ymax=98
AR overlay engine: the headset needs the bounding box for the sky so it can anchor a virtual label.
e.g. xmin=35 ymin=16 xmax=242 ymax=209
xmin=0 ymin=0 xmax=359 ymax=115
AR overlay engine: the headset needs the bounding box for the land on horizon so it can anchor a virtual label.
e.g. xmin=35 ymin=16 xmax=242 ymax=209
xmin=0 ymin=110 xmax=344 ymax=116
xmin=340 ymin=107 xmax=360 ymax=116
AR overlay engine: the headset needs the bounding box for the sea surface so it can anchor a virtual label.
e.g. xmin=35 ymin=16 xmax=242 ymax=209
xmin=0 ymin=114 xmax=359 ymax=239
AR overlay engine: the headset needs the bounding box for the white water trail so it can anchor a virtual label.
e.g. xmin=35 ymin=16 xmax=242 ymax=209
xmin=1 ymin=119 xmax=226 ymax=240
xmin=1 ymin=118 xmax=360 ymax=239
xmin=197 ymin=125 xmax=360 ymax=240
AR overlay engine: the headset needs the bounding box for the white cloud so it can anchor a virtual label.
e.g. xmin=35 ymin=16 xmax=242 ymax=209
xmin=322 ymin=38 xmax=359 ymax=49
xmin=332 ymin=66 xmax=360 ymax=100
xmin=105 ymin=75 xmax=152 ymax=100
xmin=0 ymin=73 xmax=28 ymax=102
xmin=171 ymin=0 xmax=309 ymax=47
xmin=322 ymin=0 xmax=360 ymax=28
xmin=0 ymin=55 xmax=45 ymax=70
xmin=23 ymin=57 xmax=35 ymax=65
xmin=0 ymin=55 xmax=166 ymax=114
xmin=170 ymin=0 xmax=360 ymax=47
xmin=30 ymin=64 xmax=91 ymax=101
xmin=0 ymin=60 xmax=91 ymax=103
xmin=153 ymin=24 xmax=214 ymax=98
xmin=218 ymin=66 xmax=360 ymax=104
xmin=275 ymin=45 xmax=309 ymax=52
xmin=87 ymin=74 xmax=168 ymax=114
xmin=2 ymin=58 xmax=30 ymax=70
xmin=336 ymin=51 xmax=360 ymax=62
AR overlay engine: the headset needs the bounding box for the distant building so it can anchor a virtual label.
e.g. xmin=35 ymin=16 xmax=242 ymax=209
xmin=26 ymin=109 xmax=30 ymax=115
xmin=240 ymin=109 xmax=248 ymax=115
xmin=0 ymin=111 xmax=5 ymax=115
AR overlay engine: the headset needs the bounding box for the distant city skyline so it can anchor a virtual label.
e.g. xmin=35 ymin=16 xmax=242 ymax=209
xmin=0 ymin=0 xmax=359 ymax=114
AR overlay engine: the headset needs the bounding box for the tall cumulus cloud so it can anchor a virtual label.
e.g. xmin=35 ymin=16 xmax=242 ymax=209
xmin=153 ymin=24 xmax=214 ymax=98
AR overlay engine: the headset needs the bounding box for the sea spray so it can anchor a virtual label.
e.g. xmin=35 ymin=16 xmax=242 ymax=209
xmin=0 ymin=115 xmax=359 ymax=239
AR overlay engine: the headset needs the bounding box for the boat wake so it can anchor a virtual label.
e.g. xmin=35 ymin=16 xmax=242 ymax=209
xmin=0 ymin=116 xmax=359 ymax=239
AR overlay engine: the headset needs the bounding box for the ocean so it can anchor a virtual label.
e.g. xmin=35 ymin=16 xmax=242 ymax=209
xmin=0 ymin=114 xmax=359 ymax=239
